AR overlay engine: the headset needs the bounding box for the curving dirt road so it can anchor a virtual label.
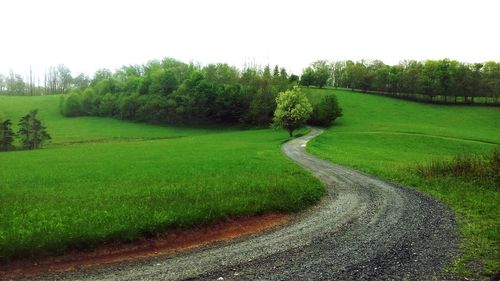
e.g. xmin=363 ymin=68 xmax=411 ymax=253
xmin=31 ymin=127 xmax=457 ymax=280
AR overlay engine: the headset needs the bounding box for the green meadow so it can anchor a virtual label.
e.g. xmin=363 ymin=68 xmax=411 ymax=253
xmin=0 ymin=95 xmax=323 ymax=260
xmin=1 ymin=91 xmax=499 ymax=279
xmin=305 ymin=88 xmax=500 ymax=278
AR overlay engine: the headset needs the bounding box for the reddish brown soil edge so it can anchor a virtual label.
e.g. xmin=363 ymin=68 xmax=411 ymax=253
xmin=0 ymin=213 xmax=289 ymax=279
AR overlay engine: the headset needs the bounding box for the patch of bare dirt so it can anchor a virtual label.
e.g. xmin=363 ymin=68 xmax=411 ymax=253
xmin=0 ymin=213 xmax=289 ymax=279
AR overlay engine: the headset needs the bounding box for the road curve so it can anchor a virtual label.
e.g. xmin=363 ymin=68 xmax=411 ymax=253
xmin=34 ymin=127 xmax=457 ymax=281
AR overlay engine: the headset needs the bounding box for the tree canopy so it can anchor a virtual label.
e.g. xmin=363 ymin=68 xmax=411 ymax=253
xmin=18 ymin=110 xmax=51 ymax=150
xmin=273 ymin=86 xmax=312 ymax=137
xmin=300 ymin=59 xmax=500 ymax=104
xmin=308 ymin=94 xmax=343 ymax=127
xmin=2 ymin=57 xmax=498 ymax=106
xmin=60 ymin=59 xmax=295 ymax=127
xmin=0 ymin=118 xmax=15 ymax=151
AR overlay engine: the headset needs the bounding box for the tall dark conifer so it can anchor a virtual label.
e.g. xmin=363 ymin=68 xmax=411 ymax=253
xmin=0 ymin=119 xmax=16 ymax=151
xmin=18 ymin=109 xmax=51 ymax=150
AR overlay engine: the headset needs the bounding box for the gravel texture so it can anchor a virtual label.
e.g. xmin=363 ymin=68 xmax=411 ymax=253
xmin=28 ymin=127 xmax=458 ymax=281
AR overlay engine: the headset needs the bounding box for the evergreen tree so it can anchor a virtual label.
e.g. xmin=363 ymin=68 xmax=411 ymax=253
xmin=18 ymin=109 xmax=51 ymax=150
xmin=0 ymin=119 xmax=16 ymax=151
xmin=273 ymin=65 xmax=280 ymax=77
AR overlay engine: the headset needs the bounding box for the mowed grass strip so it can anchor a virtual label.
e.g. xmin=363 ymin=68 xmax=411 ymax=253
xmin=0 ymin=96 xmax=324 ymax=261
xmin=304 ymin=88 xmax=500 ymax=279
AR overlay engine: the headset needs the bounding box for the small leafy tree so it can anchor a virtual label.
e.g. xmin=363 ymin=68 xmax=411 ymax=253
xmin=18 ymin=109 xmax=51 ymax=150
xmin=0 ymin=119 xmax=16 ymax=151
xmin=273 ymin=86 xmax=312 ymax=137
xmin=300 ymin=67 xmax=315 ymax=87
xmin=81 ymin=87 xmax=96 ymax=115
xmin=119 ymin=94 xmax=141 ymax=120
xmin=311 ymin=60 xmax=331 ymax=88
xmin=300 ymin=61 xmax=332 ymax=88
xmin=61 ymin=93 xmax=83 ymax=117
xmin=98 ymin=93 xmax=119 ymax=117
xmin=308 ymin=94 xmax=343 ymax=126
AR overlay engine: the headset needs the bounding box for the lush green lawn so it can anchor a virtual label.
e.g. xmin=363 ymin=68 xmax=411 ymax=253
xmin=0 ymin=95 xmax=218 ymax=145
xmin=305 ymin=88 xmax=500 ymax=279
xmin=0 ymin=95 xmax=323 ymax=261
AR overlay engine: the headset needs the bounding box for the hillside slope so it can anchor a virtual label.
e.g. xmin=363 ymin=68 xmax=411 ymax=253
xmin=0 ymin=95 xmax=323 ymax=262
xmin=305 ymin=88 xmax=499 ymax=279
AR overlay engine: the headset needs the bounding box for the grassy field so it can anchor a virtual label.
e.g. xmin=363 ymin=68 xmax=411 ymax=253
xmin=0 ymin=95 xmax=324 ymax=261
xmin=0 ymin=96 xmax=218 ymax=145
xmin=304 ymin=88 xmax=500 ymax=279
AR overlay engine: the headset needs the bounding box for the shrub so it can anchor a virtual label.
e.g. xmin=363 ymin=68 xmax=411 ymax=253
xmin=62 ymin=93 xmax=83 ymax=117
xmin=119 ymin=94 xmax=141 ymax=120
xmin=136 ymin=94 xmax=170 ymax=122
xmin=489 ymin=149 xmax=500 ymax=184
xmin=416 ymin=149 xmax=500 ymax=188
xmin=98 ymin=93 xmax=119 ymax=117
xmin=0 ymin=118 xmax=16 ymax=151
xmin=81 ymin=88 xmax=96 ymax=115
xmin=308 ymin=94 xmax=343 ymax=126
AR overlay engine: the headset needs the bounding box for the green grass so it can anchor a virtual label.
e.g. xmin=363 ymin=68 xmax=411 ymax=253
xmin=0 ymin=95 xmax=219 ymax=146
xmin=304 ymin=88 xmax=500 ymax=279
xmin=0 ymin=95 xmax=323 ymax=261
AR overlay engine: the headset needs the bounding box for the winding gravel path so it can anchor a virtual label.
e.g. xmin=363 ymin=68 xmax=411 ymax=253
xmin=36 ymin=128 xmax=457 ymax=281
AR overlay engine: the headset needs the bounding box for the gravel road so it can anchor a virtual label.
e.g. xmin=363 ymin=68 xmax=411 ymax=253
xmin=32 ymin=127 xmax=458 ymax=281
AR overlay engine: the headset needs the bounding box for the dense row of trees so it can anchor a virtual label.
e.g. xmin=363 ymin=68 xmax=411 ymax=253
xmin=60 ymin=58 xmax=296 ymax=126
xmin=4 ymin=59 xmax=499 ymax=105
xmin=300 ymin=61 xmax=331 ymax=88
xmin=0 ymin=110 xmax=51 ymax=152
xmin=0 ymin=65 xmax=90 ymax=95
xmin=60 ymin=58 xmax=343 ymax=128
xmin=301 ymin=59 xmax=500 ymax=104
xmin=2 ymin=58 xmax=343 ymax=141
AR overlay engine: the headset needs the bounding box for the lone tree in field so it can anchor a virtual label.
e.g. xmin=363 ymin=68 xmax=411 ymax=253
xmin=273 ymin=86 xmax=312 ymax=137
xmin=18 ymin=109 xmax=51 ymax=150
xmin=0 ymin=119 xmax=16 ymax=151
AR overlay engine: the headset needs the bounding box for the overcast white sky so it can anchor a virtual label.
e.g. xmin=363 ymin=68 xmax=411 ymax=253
xmin=0 ymin=0 xmax=499 ymax=78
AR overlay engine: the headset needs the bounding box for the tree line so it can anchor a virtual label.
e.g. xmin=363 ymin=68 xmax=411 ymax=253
xmin=4 ymin=58 xmax=499 ymax=105
xmin=0 ymin=110 xmax=51 ymax=152
xmin=60 ymin=58 xmax=343 ymax=128
xmin=301 ymin=59 xmax=500 ymax=104
xmin=0 ymin=65 xmax=90 ymax=96
xmin=60 ymin=58 xmax=300 ymax=126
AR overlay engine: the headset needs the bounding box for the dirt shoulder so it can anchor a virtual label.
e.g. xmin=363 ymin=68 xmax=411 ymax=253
xmin=0 ymin=214 xmax=289 ymax=279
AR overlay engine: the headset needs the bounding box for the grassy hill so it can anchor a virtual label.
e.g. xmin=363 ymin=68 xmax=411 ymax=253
xmin=304 ymin=88 xmax=500 ymax=279
xmin=1 ymin=92 xmax=498 ymax=279
xmin=0 ymin=95 xmax=217 ymax=145
xmin=0 ymin=95 xmax=323 ymax=261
